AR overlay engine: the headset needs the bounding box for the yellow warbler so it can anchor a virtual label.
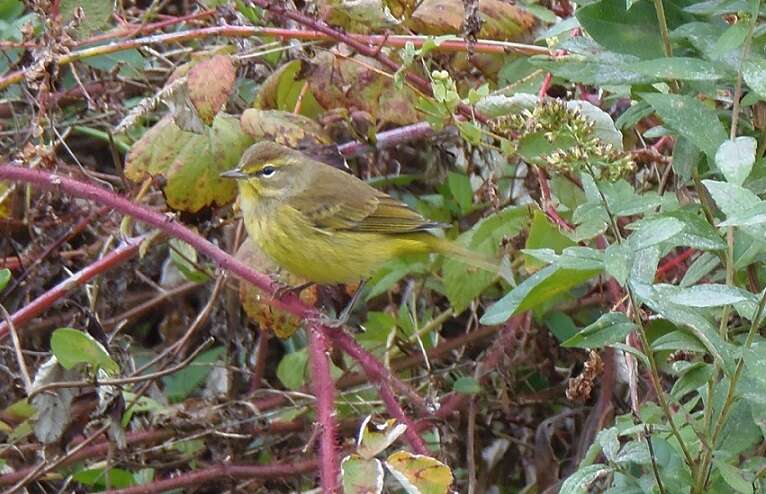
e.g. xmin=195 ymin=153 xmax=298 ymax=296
xmin=221 ymin=141 xmax=502 ymax=285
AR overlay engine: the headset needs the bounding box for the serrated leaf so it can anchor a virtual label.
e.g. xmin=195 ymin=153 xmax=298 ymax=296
xmin=50 ymin=328 xmax=118 ymax=374
xmin=357 ymin=417 xmax=407 ymax=459
xmin=125 ymin=113 xmax=253 ymax=212
xmin=715 ymin=137 xmax=757 ymax=186
xmin=342 ymin=455 xmax=384 ymax=494
xmin=385 ymin=450 xmax=453 ymax=494
xmin=641 ymin=93 xmax=727 ymax=160
xmin=562 ymin=312 xmax=635 ymax=348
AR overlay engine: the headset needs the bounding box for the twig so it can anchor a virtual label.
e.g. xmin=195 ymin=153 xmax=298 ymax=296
xmin=0 ymin=305 xmax=32 ymax=394
xmin=0 ymin=235 xmax=145 ymax=339
xmin=0 ymin=27 xmax=548 ymax=91
xmin=27 ymin=337 xmax=214 ymax=398
xmin=306 ymin=325 xmax=340 ymax=493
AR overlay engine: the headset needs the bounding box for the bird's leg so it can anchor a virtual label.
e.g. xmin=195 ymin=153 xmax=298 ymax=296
xmin=318 ymin=279 xmax=368 ymax=328
xmin=273 ymin=281 xmax=315 ymax=300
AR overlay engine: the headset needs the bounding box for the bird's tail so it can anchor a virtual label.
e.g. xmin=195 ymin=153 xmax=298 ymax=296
xmin=427 ymin=236 xmax=514 ymax=283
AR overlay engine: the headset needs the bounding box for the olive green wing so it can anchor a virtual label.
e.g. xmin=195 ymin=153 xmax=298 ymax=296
xmin=290 ymin=165 xmax=440 ymax=233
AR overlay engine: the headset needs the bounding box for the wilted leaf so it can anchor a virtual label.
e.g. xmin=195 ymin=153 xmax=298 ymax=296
xmin=31 ymin=357 xmax=80 ymax=443
xmin=125 ymin=113 xmax=253 ymax=212
xmin=319 ymin=0 xmax=401 ymax=31
xmin=240 ymin=109 xmax=331 ymax=148
xmin=50 ymin=328 xmax=119 ymax=374
xmin=187 ymin=55 xmax=236 ymax=125
xmin=385 ymin=450 xmax=453 ymax=494
xmin=357 ymin=416 xmax=407 ymax=459
xmin=407 ymin=0 xmax=535 ymax=40
xmin=306 ymin=51 xmax=419 ymax=126
xmin=237 ymin=238 xmax=317 ymax=339
xmin=341 ymin=455 xmax=385 ymax=494
xmin=60 ymin=0 xmax=112 ymax=35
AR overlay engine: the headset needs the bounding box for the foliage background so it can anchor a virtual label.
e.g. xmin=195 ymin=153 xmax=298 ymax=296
xmin=2 ymin=0 xmax=766 ymax=493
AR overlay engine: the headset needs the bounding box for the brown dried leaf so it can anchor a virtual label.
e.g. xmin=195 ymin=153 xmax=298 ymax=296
xmin=187 ymin=55 xmax=236 ymax=125
xmin=237 ymin=238 xmax=318 ymax=339
xmin=407 ymin=0 xmax=536 ymax=41
xmin=566 ymin=350 xmax=604 ymax=402
xmin=306 ymin=51 xmax=419 ymax=126
xmin=240 ymin=109 xmax=331 ymax=148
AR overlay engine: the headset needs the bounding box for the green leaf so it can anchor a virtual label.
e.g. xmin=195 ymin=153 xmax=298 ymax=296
xmin=652 ymin=330 xmax=708 ymax=353
xmin=162 ymin=347 xmax=225 ymax=402
xmin=710 ymin=21 xmax=749 ymax=58
xmin=60 ymin=0 xmax=113 ymax=35
xmin=641 ymin=93 xmax=727 ymax=160
xmin=443 ymin=206 xmax=528 ymax=312
xmin=713 ymin=460 xmax=753 ymax=494
xmin=604 ymin=243 xmax=632 ymax=286
xmin=524 ymin=209 xmax=576 ymax=270
xmin=744 ymin=58 xmax=766 ymax=99
xmin=82 ymin=49 xmax=145 ymax=78
xmin=627 ymin=217 xmax=685 ymax=251
xmin=276 ymin=349 xmax=309 ymax=390
xmin=446 ymin=172 xmax=472 ymax=214
xmin=667 ymin=284 xmax=751 ymax=307
xmin=671 ymin=362 xmax=713 ymax=399
xmin=73 ymin=467 xmax=135 ymax=489
xmin=452 ymin=376 xmax=481 ymax=395
xmin=672 ymin=136 xmax=701 ymax=183
xmin=632 ymin=57 xmax=724 ymax=81
xmin=559 ymin=464 xmax=612 ymax=494
xmin=342 ymin=455 xmax=384 ymax=494
xmin=481 ymin=265 xmax=601 ymax=325
xmin=0 ymin=268 xmax=10 ymax=292
xmin=562 ymin=312 xmax=635 ymax=348
xmin=716 ymin=137 xmax=757 ymax=186
xmin=169 ymin=238 xmax=210 ymax=283
xmin=50 ymin=328 xmax=119 ymax=374
xmin=576 ymin=0 xmax=688 ymax=59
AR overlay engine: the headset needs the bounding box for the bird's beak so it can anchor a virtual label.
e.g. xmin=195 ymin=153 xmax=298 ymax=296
xmin=220 ymin=168 xmax=248 ymax=179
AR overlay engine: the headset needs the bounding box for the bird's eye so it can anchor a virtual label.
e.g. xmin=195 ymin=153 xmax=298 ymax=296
xmin=259 ymin=165 xmax=277 ymax=178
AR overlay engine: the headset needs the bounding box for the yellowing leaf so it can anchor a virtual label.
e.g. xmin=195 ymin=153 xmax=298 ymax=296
xmin=342 ymin=454 xmax=385 ymax=494
xmin=125 ymin=113 xmax=253 ymax=212
xmin=385 ymin=451 xmax=453 ymax=494
xmin=187 ymin=55 xmax=236 ymax=125
xmin=356 ymin=416 xmax=407 ymax=459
